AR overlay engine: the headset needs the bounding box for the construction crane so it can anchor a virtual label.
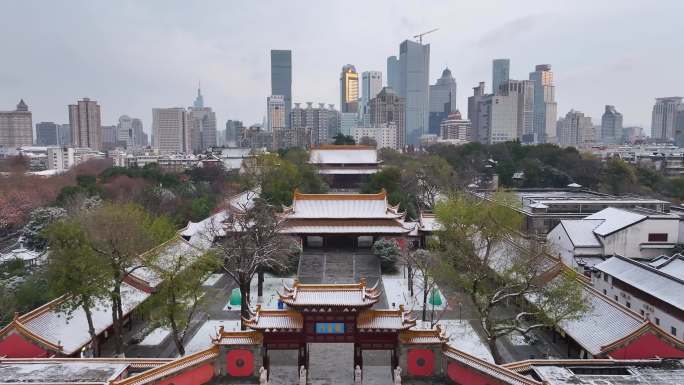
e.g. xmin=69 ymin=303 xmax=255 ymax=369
xmin=413 ymin=28 xmax=439 ymax=44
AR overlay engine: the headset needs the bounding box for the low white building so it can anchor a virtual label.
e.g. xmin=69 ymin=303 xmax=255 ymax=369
xmin=547 ymin=207 xmax=680 ymax=271
xmin=352 ymin=124 xmax=398 ymax=150
xmin=47 ymin=147 xmax=104 ymax=171
xmin=592 ymin=254 xmax=684 ymax=340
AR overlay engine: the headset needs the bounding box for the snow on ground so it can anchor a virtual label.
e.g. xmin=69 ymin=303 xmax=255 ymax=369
xmin=223 ymin=273 xmax=294 ymax=311
xmin=507 ymin=333 xmax=531 ymax=346
xmin=382 ymin=266 xmax=447 ymax=311
xmin=139 ymin=327 xmax=171 ymax=346
xmin=417 ymin=320 xmax=494 ymax=363
xmin=184 ymin=320 xmax=241 ymax=354
xmin=202 ymin=273 xmax=223 ymax=287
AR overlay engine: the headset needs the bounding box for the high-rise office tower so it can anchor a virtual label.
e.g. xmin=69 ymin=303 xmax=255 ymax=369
xmin=468 ymin=82 xmax=487 ymax=143
xmin=36 ymin=122 xmax=59 ymax=146
xmin=492 ymin=59 xmax=510 ymax=94
xmin=428 ymin=67 xmax=457 ymax=135
xmin=340 ymin=65 xmax=359 ymax=114
xmin=187 ymin=87 xmax=217 ymax=152
xmin=391 ymin=40 xmax=430 ymax=145
xmin=557 ymin=110 xmax=594 ymax=148
xmin=529 ymin=64 xmax=557 ymax=143
xmin=225 ymin=120 xmax=243 ymax=147
xmin=387 ymin=56 xmax=400 ymax=90
xmin=651 ymin=97 xmax=682 ymax=140
xmin=193 ymin=84 xmax=204 ymax=108
xmin=361 ymin=71 xmax=383 ymax=125
xmin=59 ymin=124 xmax=71 ymax=147
xmin=101 ymin=125 xmax=117 ymax=150
xmin=267 ymin=95 xmax=286 ymax=131
xmin=362 ymin=71 xmax=383 ymax=106
xmin=370 ymin=87 xmax=406 ymax=149
xmin=267 ymin=95 xmax=286 ymax=148
xmin=498 ymin=79 xmax=535 ymax=141
xmin=675 ymin=107 xmax=684 ymax=147
xmin=481 ymin=94 xmax=519 ymax=144
xmin=601 ymin=105 xmax=623 ymax=145
xmin=132 ymin=118 xmax=144 ymax=147
xmin=339 ymin=112 xmax=359 ymax=136
xmin=69 ymin=98 xmax=102 ymax=150
xmin=117 ymin=115 xmax=134 ymax=148
xmin=153 ymin=108 xmax=191 ymax=154
xmin=0 ymin=100 xmax=32 ymax=149
xmin=271 ymin=50 xmax=292 ymax=127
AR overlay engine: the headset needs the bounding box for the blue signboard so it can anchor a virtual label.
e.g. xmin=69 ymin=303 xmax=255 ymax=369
xmin=315 ymin=322 xmax=345 ymax=334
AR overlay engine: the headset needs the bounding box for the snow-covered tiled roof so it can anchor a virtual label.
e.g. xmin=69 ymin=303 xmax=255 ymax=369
xmin=18 ymin=283 xmax=151 ymax=355
xmin=0 ymin=361 xmax=129 ymax=384
xmin=243 ymin=308 xmax=303 ymax=330
xmin=111 ymin=347 xmax=219 ymax=385
xmin=309 ymin=145 xmax=379 ymax=165
xmin=279 ymin=280 xmax=380 ymax=308
xmin=130 ymin=237 xmax=206 ymax=289
xmin=584 ymin=207 xmax=646 ymax=236
xmin=558 ymin=219 xmax=603 ymax=247
xmin=595 ymin=255 xmax=684 ymax=310
xmin=398 ymin=327 xmax=448 ymax=344
xmin=419 ymin=212 xmax=440 ymax=232
xmin=317 ymin=168 xmax=379 ymax=175
xmin=357 ymin=307 xmax=416 ymax=331
xmin=281 ymin=219 xmax=414 ymax=234
xmin=556 ymin=283 xmax=644 ymax=356
xmin=444 ymin=346 xmax=541 ymax=385
xmin=286 ymin=190 xmax=402 ymax=219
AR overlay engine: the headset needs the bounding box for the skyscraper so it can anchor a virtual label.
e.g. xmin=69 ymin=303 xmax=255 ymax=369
xmin=492 ymin=59 xmax=510 ymax=94
xmin=290 ymin=102 xmax=339 ymax=147
xmin=267 ymin=95 xmax=286 ymax=131
xmin=59 ymin=124 xmax=71 ymax=147
xmin=271 ymin=50 xmax=292 ymax=127
xmin=440 ymin=111 xmax=471 ymax=142
xmin=117 ymin=115 xmax=134 ymax=148
xmin=153 ymin=108 xmax=191 ymax=154
xmin=101 ymin=125 xmax=117 ymax=150
xmin=428 ymin=67 xmax=457 ymax=135
xmin=132 ymin=118 xmax=144 ymax=147
xmin=187 ymin=87 xmax=217 ymax=152
xmin=361 ymin=71 xmax=383 ymax=106
xmin=529 ymin=64 xmax=557 ymax=143
xmin=600 ymin=105 xmax=623 ymax=145
xmin=468 ymin=82 xmax=487 ymax=143
xmin=557 ymin=110 xmax=594 ymax=147
xmin=387 ymin=56 xmax=399 ymax=90
xmin=675 ymin=107 xmax=684 ymax=147
xmin=69 ymin=98 xmax=102 ymax=150
xmin=36 ymin=122 xmax=59 ymax=146
xmin=498 ymin=79 xmax=535 ymax=141
xmin=0 ymin=100 xmax=32 ymax=149
xmin=651 ymin=97 xmax=682 ymax=140
xmin=225 ymin=120 xmax=243 ymax=147
xmin=340 ymin=64 xmax=359 ymax=114
xmin=370 ymin=87 xmax=406 ymax=149
xmin=395 ymin=39 xmax=430 ymax=145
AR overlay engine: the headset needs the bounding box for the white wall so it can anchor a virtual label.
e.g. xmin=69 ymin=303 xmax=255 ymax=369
xmin=601 ymin=219 xmax=679 ymax=259
xmin=592 ymin=273 xmax=683 ymax=340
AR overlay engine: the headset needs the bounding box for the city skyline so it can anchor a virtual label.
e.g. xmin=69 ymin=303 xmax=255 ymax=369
xmin=1 ymin=1 xmax=682 ymax=133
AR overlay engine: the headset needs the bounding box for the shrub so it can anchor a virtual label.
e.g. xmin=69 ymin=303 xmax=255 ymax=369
xmin=372 ymin=238 xmax=400 ymax=273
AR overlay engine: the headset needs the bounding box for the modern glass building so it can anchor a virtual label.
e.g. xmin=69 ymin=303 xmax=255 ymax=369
xmin=397 ymin=40 xmax=430 ymax=146
xmin=270 ymin=50 xmax=292 ymax=128
xmin=492 ymin=59 xmax=510 ymax=94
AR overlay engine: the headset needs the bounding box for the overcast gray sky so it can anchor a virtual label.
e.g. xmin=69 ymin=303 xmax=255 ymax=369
xmin=1 ymin=0 xmax=682 ymax=133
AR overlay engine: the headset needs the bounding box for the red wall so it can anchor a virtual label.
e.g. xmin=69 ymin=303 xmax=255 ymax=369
xmin=154 ymin=363 xmax=214 ymax=385
xmin=608 ymin=332 xmax=684 ymax=359
xmin=447 ymin=361 xmax=504 ymax=385
xmin=0 ymin=333 xmax=49 ymax=358
xmin=406 ymin=349 xmax=435 ymax=376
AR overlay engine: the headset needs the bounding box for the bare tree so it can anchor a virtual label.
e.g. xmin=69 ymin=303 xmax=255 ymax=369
xmin=433 ymin=193 xmax=588 ymax=363
xmin=210 ymin=197 xmax=295 ymax=327
xmin=403 ymin=249 xmax=439 ymax=323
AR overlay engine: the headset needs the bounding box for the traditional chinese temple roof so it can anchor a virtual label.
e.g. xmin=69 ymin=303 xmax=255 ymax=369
xmin=212 ymin=329 xmax=264 ymax=346
xmin=284 ymin=190 xmax=403 ymax=220
xmin=281 ymin=219 xmax=414 ymax=234
xmin=278 ymin=279 xmax=381 ymax=308
xmin=110 ymin=346 xmax=219 ymax=385
xmin=398 ymin=326 xmax=449 ymax=344
xmin=357 ymin=306 xmax=416 ymax=331
xmin=0 ymin=282 xmax=150 ymax=356
xmin=444 ymin=346 xmax=542 ymax=385
xmin=242 ymin=306 xmax=303 ymax=331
